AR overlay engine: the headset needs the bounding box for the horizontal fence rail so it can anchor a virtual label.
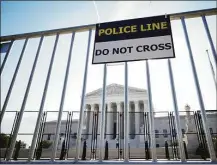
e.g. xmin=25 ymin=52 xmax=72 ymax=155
xmin=1 ymin=8 xmax=217 ymax=42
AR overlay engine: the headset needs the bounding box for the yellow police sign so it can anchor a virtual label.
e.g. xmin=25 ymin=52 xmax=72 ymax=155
xmin=92 ymin=15 xmax=175 ymax=64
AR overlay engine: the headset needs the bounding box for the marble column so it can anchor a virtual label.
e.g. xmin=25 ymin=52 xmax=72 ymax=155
xmin=116 ymin=102 xmax=121 ymax=140
xmin=97 ymin=104 xmax=101 ymax=141
xmin=129 ymin=102 xmax=134 ymax=140
xmin=85 ymin=105 xmax=90 ymax=140
xmin=121 ymin=103 xmax=124 ymax=139
xmin=106 ymin=102 xmax=113 ymax=140
xmin=143 ymin=101 xmax=150 ymax=142
xmin=88 ymin=104 xmax=95 ymax=140
xmin=134 ymin=101 xmax=140 ymax=146
xmin=82 ymin=104 xmax=88 ymax=139
xmin=143 ymin=100 xmax=148 ymax=112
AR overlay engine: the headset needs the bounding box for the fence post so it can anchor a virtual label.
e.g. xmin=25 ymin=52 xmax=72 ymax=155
xmin=51 ymin=32 xmax=75 ymax=161
xmin=145 ymin=60 xmax=157 ymax=162
xmin=181 ymin=17 xmax=216 ymax=162
xmin=124 ymin=62 xmax=129 ymax=162
xmin=167 ymin=59 xmax=186 ymax=162
xmin=99 ymin=64 xmax=107 ymax=162
xmin=75 ymin=29 xmax=92 ymax=162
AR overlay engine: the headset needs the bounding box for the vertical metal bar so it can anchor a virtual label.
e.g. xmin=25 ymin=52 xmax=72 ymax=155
xmin=197 ymin=112 xmax=207 ymax=149
xmin=90 ymin=109 xmax=95 ymax=159
xmin=34 ymin=112 xmax=46 ymax=159
xmin=65 ymin=112 xmax=70 ymax=149
xmin=206 ymin=50 xmax=217 ymax=89
xmin=66 ymin=112 xmax=73 ymax=159
xmin=168 ymin=112 xmax=174 ymax=159
xmin=172 ymin=114 xmax=179 ymax=158
xmin=60 ymin=111 xmax=69 ymax=160
xmin=119 ymin=109 xmax=122 ymax=159
xmin=144 ymin=112 xmax=147 ymax=157
xmin=168 ymin=59 xmax=186 ymax=162
xmin=4 ymin=111 xmax=19 ymax=160
xmin=124 ymin=62 xmax=129 ymax=162
xmin=5 ymin=36 xmax=43 ymax=161
xmin=91 ymin=112 xmax=96 ymax=159
xmin=28 ymin=34 xmax=59 ymax=161
xmin=145 ymin=60 xmax=157 ymax=162
xmin=201 ymin=15 xmax=217 ymax=67
xmin=65 ymin=112 xmax=71 ymax=155
xmin=0 ymin=38 xmax=28 ymax=124
xmin=99 ymin=64 xmax=107 ymax=162
xmin=94 ymin=112 xmax=99 ymax=159
xmin=93 ymin=111 xmax=98 ymax=159
xmin=75 ymin=29 xmax=92 ymax=162
xmin=38 ymin=112 xmax=48 ymax=156
xmin=51 ymin=32 xmax=75 ymax=161
xmin=0 ymin=40 xmax=14 ymax=75
xmin=120 ymin=109 xmax=123 ymax=159
xmin=116 ymin=105 xmax=119 ymax=140
xmin=144 ymin=112 xmax=147 ymax=142
xmin=181 ymin=17 xmax=216 ymax=161
xmin=193 ymin=112 xmax=202 ymax=146
xmin=195 ymin=112 xmax=203 ymax=146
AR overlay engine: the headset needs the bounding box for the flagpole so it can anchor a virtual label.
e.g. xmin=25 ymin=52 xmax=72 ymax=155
xmin=206 ymin=50 xmax=217 ymax=88
xmin=206 ymin=49 xmax=217 ymax=111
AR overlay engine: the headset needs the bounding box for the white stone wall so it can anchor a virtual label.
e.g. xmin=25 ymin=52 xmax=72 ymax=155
xmin=41 ymin=84 xmax=217 ymax=151
xmin=42 ymin=113 xmax=217 ymax=151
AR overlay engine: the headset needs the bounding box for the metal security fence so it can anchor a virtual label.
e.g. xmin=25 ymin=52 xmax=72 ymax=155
xmin=0 ymin=110 xmax=216 ymax=161
xmin=0 ymin=7 xmax=217 ymax=163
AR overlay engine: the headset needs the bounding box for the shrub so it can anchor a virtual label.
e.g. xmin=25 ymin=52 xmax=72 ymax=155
xmin=0 ymin=134 xmax=9 ymax=148
xmin=42 ymin=140 xmax=52 ymax=149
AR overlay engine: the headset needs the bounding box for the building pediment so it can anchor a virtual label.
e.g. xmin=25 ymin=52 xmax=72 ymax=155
xmin=85 ymin=83 xmax=146 ymax=98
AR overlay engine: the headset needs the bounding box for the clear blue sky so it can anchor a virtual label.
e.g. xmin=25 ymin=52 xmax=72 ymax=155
xmin=1 ymin=1 xmax=216 ymax=35
xmin=1 ymin=1 xmax=216 ymax=110
xmin=1 ymin=1 xmax=216 ymax=145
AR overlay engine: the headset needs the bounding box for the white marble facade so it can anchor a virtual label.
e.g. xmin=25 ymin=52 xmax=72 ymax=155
xmin=83 ymin=83 xmax=149 ymax=141
xmin=43 ymin=83 xmax=217 ymax=151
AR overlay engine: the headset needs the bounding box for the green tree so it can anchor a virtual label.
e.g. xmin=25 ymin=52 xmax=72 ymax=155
xmin=0 ymin=134 xmax=27 ymax=149
xmin=41 ymin=140 xmax=52 ymax=149
xmin=0 ymin=134 xmax=10 ymax=148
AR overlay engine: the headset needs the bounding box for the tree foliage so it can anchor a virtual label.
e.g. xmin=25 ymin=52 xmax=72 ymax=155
xmin=0 ymin=134 xmax=10 ymax=148
xmin=0 ymin=134 xmax=27 ymax=149
xmin=41 ymin=140 xmax=52 ymax=149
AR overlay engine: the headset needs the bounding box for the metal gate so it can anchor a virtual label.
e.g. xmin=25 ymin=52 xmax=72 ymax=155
xmin=0 ymin=7 xmax=217 ymax=163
